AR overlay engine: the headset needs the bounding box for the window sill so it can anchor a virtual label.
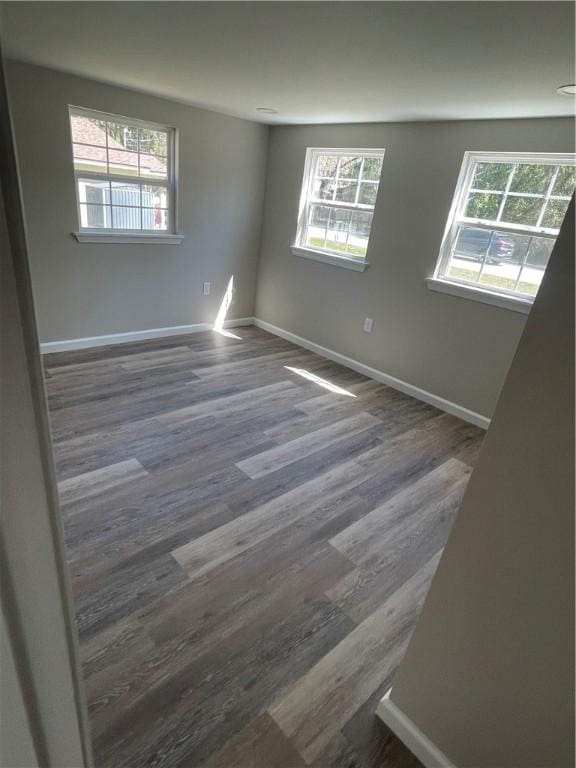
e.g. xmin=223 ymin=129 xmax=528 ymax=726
xmin=72 ymin=232 xmax=185 ymax=245
xmin=291 ymin=245 xmax=369 ymax=272
xmin=426 ymin=277 xmax=533 ymax=314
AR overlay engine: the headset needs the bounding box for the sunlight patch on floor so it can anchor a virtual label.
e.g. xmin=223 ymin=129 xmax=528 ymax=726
xmin=284 ymin=366 xmax=357 ymax=397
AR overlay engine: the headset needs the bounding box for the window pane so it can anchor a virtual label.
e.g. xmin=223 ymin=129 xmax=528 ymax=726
xmin=541 ymin=198 xmax=570 ymax=230
xmin=315 ymin=155 xmax=337 ymax=178
xmin=471 ymin=162 xmax=512 ymax=191
xmin=78 ymin=179 xmax=110 ymax=206
xmin=358 ymin=182 xmax=377 ymax=206
xmin=335 ymin=181 xmax=357 ymax=203
xmin=362 ymin=157 xmax=383 ymax=181
xmin=338 ymin=156 xmax=362 ymax=179
xmin=509 ymin=164 xmax=554 ymax=195
xmin=516 ymin=266 xmax=544 ymax=297
xmin=326 ymin=208 xmax=351 ymax=253
xmin=142 ymin=185 xmax=169 ymax=208
xmin=348 ymin=211 xmax=372 ymax=258
xmin=447 ymin=261 xmax=482 ymax=283
xmin=486 ymin=232 xmax=529 ymax=292
xmin=518 ymin=237 xmax=551 ymax=295
xmin=309 ymin=204 xmax=330 ymax=228
xmin=478 ymin=260 xmax=522 ymax=293
xmin=79 ymin=204 xmax=110 ymax=228
xmin=73 ymin=144 xmax=107 ymax=173
xmin=487 ymin=231 xmax=530 ymax=265
xmin=448 ymin=227 xmax=488 ymax=282
xmin=448 ymin=227 xmax=483 ymax=283
xmin=452 ymin=226 xmax=490 ymax=261
xmin=552 ymin=165 xmax=576 ymax=197
xmin=124 ymin=126 xmax=139 ymax=151
xmin=305 ymin=204 xmax=329 ymax=249
xmin=143 ymin=208 xmax=169 ymax=231
xmin=70 ymin=115 xmax=107 ymax=146
xmin=108 ymin=148 xmax=139 ymax=175
xmin=464 ymin=192 xmax=501 ymax=220
xmin=501 ymin=196 xmax=542 ymax=226
xmin=112 ymin=206 xmax=142 ymax=229
xmin=138 ymin=127 xmax=167 ymax=157
xmin=107 ymin=121 xmax=138 ymax=151
xmin=312 ymin=179 xmax=335 ymax=200
xmin=448 ymin=227 xmax=531 ymax=294
xmin=139 ymin=153 xmax=168 ymax=179
xmin=110 ymin=182 xmax=141 ymax=207
xmin=525 ymin=237 xmax=553 ymax=269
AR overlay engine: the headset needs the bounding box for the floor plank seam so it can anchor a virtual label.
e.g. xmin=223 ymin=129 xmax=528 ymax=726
xmin=44 ymin=326 xmax=483 ymax=768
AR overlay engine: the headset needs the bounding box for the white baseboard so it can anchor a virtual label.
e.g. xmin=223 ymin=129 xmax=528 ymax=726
xmin=376 ymin=689 xmax=456 ymax=768
xmin=40 ymin=317 xmax=254 ymax=354
xmin=41 ymin=315 xmax=491 ymax=430
xmin=253 ymin=318 xmax=490 ymax=430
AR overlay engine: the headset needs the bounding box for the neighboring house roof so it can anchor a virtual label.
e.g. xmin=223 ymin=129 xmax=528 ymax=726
xmin=70 ymin=115 xmax=167 ymax=176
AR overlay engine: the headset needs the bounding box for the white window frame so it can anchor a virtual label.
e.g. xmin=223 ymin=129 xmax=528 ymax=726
xmin=428 ymin=151 xmax=574 ymax=312
xmin=69 ymin=106 xmax=183 ymax=244
xmin=291 ymin=147 xmax=385 ymax=272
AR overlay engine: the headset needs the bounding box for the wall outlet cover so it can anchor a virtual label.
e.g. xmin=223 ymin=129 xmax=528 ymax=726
xmin=363 ymin=317 xmax=374 ymax=333
xmin=203 ymin=282 xmax=211 ymax=295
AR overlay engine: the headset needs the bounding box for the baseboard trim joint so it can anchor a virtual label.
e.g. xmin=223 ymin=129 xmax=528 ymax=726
xmin=376 ymin=689 xmax=457 ymax=768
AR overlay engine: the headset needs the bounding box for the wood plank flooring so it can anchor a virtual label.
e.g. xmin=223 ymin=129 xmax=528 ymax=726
xmin=44 ymin=326 xmax=484 ymax=768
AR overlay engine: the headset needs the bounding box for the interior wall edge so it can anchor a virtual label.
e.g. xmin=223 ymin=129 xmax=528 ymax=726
xmin=376 ymin=689 xmax=456 ymax=768
xmin=0 ymin=50 xmax=92 ymax=767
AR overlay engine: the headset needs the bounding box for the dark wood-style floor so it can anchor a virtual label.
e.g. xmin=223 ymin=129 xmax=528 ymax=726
xmin=44 ymin=326 xmax=483 ymax=768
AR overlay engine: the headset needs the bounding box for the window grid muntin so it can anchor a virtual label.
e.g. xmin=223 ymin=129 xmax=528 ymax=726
xmin=70 ymin=106 xmax=175 ymax=234
xmin=446 ymin=225 xmax=552 ymax=299
xmin=309 ymin=153 xmax=380 ymax=209
xmin=298 ymin=148 xmax=384 ymax=260
xmin=458 ymin=159 xmax=572 ymax=233
xmin=446 ymin=228 xmax=553 ymax=298
xmin=76 ymin=176 xmax=170 ymax=232
xmin=436 ymin=152 xmax=574 ymax=301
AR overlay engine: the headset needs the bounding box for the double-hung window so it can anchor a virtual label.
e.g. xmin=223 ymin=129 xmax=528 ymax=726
xmin=69 ymin=107 xmax=180 ymax=241
xmin=293 ymin=148 xmax=385 ymax=270
xmin=431 ymin=152 xmax=575 ymax=309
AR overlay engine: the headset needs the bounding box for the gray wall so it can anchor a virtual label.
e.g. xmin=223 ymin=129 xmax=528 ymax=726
xmin=255 ymin=119 xmax=574 ymax=418
xmin=5 ymin=60 xmax=268 ymax=342
xmin=388 ymin=199 xmax=574 ymax=768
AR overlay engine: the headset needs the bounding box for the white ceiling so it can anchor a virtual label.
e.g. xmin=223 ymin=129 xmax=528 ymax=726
xmin=2 ymin=2 xmax=574 ymax=124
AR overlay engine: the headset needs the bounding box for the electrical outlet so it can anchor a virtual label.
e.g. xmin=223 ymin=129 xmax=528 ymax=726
xmin=363 ymin=317 xmax=374 ymax=333
xmin=203 ymin=282 xmax=211 ymax=296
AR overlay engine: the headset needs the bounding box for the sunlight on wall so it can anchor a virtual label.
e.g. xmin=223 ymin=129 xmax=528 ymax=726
xmin=284 ymin=366 xmax=357 ymax=397
xmin=213 ymin=276 xmax=242 ymax=339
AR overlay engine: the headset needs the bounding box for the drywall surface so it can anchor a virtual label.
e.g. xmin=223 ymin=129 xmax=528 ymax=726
xmin=0 ymin=607 xmax=39 ymax=768
xmin=388 ymin=199 xmax=575 ymax=768
xmin=255 ymin=119 xmax=574 ymax=418
xmin=1 ymin=185 xmax=87 ymax=764
xmin=1 ymin=2 xmax=574 ymax=124
xmin=5 ymin=60 xmax=268 ymax=342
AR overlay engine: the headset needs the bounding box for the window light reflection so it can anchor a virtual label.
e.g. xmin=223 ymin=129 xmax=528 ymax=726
xmin=284 ymin=366 xmax=357 ymax=397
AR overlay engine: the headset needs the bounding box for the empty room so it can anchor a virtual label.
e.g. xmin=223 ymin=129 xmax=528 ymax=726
xmin=1 ymin=2 xmax=574 ymax=768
